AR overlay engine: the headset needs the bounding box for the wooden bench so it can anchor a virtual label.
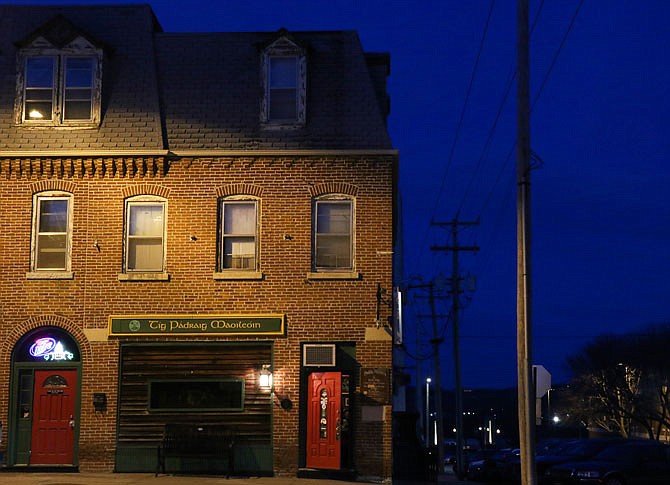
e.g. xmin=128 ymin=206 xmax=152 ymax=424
xmin=157 ymin=423 xmax=235 ymax=477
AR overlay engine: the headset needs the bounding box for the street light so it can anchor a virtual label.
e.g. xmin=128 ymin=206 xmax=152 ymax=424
xmin=425 ymin=377 xmax=432 ymax=447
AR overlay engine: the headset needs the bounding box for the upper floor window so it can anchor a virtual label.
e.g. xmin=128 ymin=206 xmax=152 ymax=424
xmin=261 ymin=33 xmax=306 ymax=127
xmin=124 ymin=197 xmax=166 ymax=273
xmin=313 ymin=197 xmax=354 ymax=271
xmin=31 ymin=192 xmax=73 ymax=272
xmin=20 ymin=54 xmax=99 ymax=125
xmin=220 ymin=198 xmax=258 ymax=271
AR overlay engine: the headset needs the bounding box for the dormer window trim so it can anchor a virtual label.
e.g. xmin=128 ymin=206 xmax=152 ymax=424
xmin=15 ymin=39 xmax=103 ymax=127
xmin=260 ymin=34 xmax=306 ymax=129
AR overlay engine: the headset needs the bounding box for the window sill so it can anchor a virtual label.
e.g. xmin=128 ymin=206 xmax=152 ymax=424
xmin=213 ymin=271 xmax=264 ymax=281
xmin=18 ymin=121 xmax=100 ymax=129
xmin=26 ymin=271 xmax=74 ymax=280
xmin=118 ymin=272 xmax=170 ymax=281
xmin=260 ymin=120 xmax=305 ymax=131
xmin=306 ymin=271 xmax=361 ymax=281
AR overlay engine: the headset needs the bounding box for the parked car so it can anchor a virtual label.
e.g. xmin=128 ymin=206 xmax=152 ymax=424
xmin=534 ymin=438 xmax=625 ymax=484
xmin=543 ymin=440 xmax=670 ymax=484
xmin=466 ymin=448 xmax=517 ymax=483
xmin=502 ymin=438 xmax=576 ymax=483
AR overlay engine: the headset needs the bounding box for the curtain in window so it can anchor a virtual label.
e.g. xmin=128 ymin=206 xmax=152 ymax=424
xmin=223 ymin=202 xmax=256 ymax=269
xmin=315 ymin=201 xmax=352 ymax=269
xmin=128 ymin=204 xmax=164 ymax=271
xmin=36 ymin=198 xmax=68 ymax=269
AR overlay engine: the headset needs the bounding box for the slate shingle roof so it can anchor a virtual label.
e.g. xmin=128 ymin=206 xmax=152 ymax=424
xmin=0 ymin=4 xmax=392 ymax=152
xmin=0 ymin=4 xmax=164 ymax=151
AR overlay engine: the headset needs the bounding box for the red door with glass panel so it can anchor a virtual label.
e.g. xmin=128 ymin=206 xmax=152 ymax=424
xmin=307 ymin=372 xmax=341 ymax=469
xmin=30 ymin=370 xmax=77 ymax=464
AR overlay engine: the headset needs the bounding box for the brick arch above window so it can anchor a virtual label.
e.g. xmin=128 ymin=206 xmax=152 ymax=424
xmin=308 ymin=182 xmax=358 ymax=198
xmin=1 ymin=314 xmax=93 ymax=364
xmin=29 ymin=179 xmax=77 ymax=195
xmin=121 ymin=184 xmax=171 ymax=200
xmin=216 ymin=183 xmax=264 ymax=198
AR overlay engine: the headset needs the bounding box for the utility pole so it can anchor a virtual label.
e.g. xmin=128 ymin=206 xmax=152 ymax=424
xmin=517 ymin=0 xmax=536 ymax=483
xmin=432 ymin=219 xmax=479 ymax=479
xmin=411 ymin=281 xmax=447 ymax=471
xmin=428 ymin=282 xmax=444 ymax=468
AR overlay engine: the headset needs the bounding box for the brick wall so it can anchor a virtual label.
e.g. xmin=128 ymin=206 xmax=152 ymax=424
xmin=0 ymin=154 xmax=394 ymax=478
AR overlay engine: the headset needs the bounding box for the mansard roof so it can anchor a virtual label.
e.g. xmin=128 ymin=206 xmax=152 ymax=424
xmin=0 ymin=4 xmax=393 ymax=153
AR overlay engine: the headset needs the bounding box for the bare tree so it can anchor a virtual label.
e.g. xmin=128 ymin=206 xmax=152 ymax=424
xmin=565 ymin=325 xmax=670 ymax=440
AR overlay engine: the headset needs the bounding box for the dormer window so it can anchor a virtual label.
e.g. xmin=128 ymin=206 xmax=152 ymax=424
xmin=22 ymin=55 xmax=97 ymax=123
xmin=269 ymin=56 xmax=298 ymax=120
xmin=261 ymin=32 xmax=306 ymax=128
xmin=15 ymin=15 xmax=103 ymax=127
xmin=19 ymin=53 xmax=100 ymax=125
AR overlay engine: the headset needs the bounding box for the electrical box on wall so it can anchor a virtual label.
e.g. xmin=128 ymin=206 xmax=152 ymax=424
xmin=93 ymin=392 xmax=107 ymax=412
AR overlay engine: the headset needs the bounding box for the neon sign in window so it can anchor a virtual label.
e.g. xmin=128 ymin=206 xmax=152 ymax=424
xmin=29 ymin=337 xmax=74 ymax=361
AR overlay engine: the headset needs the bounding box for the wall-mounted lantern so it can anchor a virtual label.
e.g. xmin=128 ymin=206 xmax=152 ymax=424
xmin=259 ymin=364 xmax=273 ymax=389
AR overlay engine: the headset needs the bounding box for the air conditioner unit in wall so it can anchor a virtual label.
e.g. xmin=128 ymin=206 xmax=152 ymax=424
xmin=303 ymin=344 xmax=336 ymax=367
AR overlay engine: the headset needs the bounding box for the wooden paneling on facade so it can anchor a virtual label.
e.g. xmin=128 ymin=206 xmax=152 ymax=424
xmin=118 ymin=343 xmax=272 ymax=447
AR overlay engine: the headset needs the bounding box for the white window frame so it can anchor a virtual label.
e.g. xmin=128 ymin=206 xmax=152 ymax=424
xmin=122 ymin=196 xmax=167 ymax=277
xmin=312 ymin=195 xmax=355 ymax=272
xmin=16 ymin=42 xmax=102 ymax=126
xmin=260 ymin=37 xmax=306 ymax=127
xmin=28 ymin=191 xmax=74 ymax=279
xmin=219 ymin=197 xmax=259 ymax=272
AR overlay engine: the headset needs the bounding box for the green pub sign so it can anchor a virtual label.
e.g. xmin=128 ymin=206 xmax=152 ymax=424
xmin=109 ymin=314 xmax=285 ymax=336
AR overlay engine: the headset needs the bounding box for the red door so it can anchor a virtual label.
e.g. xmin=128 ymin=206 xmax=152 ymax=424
xmin=306 ymin=372 xmax=341 ymax=469
xmin=30 ymin=370 xmax=77 ymax=465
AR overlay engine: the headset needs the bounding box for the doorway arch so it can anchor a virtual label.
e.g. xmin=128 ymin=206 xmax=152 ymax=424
xmin=8 ymin=326 xmax=82 ymax=467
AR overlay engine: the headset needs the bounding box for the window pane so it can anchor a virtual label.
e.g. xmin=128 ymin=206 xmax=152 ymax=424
xmin=223 ymin=202 xmax=256 ymax=234
xmin=37 ymin=234 xmax=67 ymax=269
xmin=129 ymin=205 xmax=164 ymax=236
xmin=26 ymin=89 xmax=53 ymax=101
xmin=26 ymin=58 xmax=54 ymax=88
xmin=317 ymin=202 xmax=351 ymax=234
xmin=39 ymin=199 xmax=68 ymax=232
xmin=64 ymin=59 xmax=93 ymax=121
xmin=316 ymin=235 xmax=351 ymax=268
xmin=315 ymin=201 xmax=352 ymax=269
xmin=64 ymin=99 xmax=92 ymax=120
xmin=65 ymin=88 xmax=92 ymax=101
xmin=223 ymin=237 xmax=256 ymax=269
xmin=128 ymin=238 xmax=163 ymax=271
xmin=127 ymin=203 xmax=164 ymax=271
xmin=270 ymin=88 xmax=297 ymax=120
xmin=25 ymin=100 xmax=53 ymax=120
xmin=270 ymin=57 xmax=297 ymax=88
xmin=150 ymin=380 xmax=244 ymax=411
xmin=65 ymin=58 xmax=93 ymax=88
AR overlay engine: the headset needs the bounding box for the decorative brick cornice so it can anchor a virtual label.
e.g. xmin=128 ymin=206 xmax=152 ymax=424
xmin=29 ymin=179 xmax=78 ymax=194
xmin=308 ymin=182 xmax=358 ymax=197
xmin=0 ymin=157 xmax=167 ymax=179
xmin=216 ymin=183 xmax=264 ymax=198
xmin=121 ymin=183 xmax=171 ymax=199
xmin=0 ymin=314 xmax=93 ymax=364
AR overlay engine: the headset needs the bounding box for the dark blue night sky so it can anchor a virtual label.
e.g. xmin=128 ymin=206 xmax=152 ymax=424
xmin=11 ymin=0 xmax=670 ymax=389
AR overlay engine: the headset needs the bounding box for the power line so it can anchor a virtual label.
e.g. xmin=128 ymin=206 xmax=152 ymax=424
xmin=410 ymin=0 xmax=496 ymax=274
xmin=457 ymin=0 xmax=546 ymax=218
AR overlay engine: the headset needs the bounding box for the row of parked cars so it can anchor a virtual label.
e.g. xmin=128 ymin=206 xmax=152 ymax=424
xmin=450 ymin=437 xmax=670 ymax=484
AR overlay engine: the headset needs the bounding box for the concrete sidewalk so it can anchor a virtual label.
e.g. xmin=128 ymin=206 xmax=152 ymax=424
xmin=0 ymin=471 xmax=475 ymax=485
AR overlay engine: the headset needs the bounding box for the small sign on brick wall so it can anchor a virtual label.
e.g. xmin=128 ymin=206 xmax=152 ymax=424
xmin=360 ymin=367 xmax=390 ymax=404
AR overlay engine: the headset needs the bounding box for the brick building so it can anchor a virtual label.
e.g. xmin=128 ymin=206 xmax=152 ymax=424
xmin=0 ymin=4 xmax=397 ymax=480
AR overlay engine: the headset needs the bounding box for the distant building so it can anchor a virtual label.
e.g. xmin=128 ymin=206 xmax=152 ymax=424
xmin=0 ymin=4 xmax=397 ymax=480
